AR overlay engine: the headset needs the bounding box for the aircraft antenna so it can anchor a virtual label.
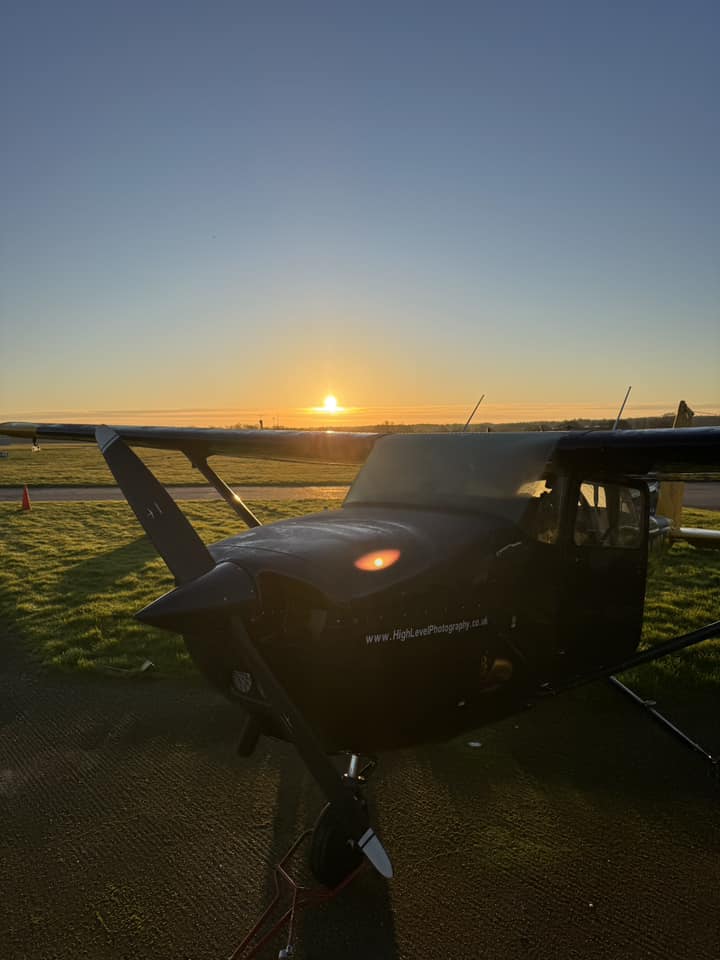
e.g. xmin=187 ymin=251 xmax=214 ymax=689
xmin=462 ymin=394 xmax=485 ymax=432
xmin=612 ymin=385 xmax=632 ymax=431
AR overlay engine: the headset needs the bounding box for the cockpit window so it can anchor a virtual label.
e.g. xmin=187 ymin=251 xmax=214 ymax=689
xmin=574 ymin=482 xmax=644 ymax=548
xmin=345 ymin=433 xmax=560 ymax=521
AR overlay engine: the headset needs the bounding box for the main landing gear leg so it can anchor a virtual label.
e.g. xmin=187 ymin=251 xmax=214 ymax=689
xmin=227 ymin=754 xmax=377 ymax=960
xmin=607 ymin=676 xmax=719 ymax=780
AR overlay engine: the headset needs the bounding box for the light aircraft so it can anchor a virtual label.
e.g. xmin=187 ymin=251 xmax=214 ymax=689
xmin=1 ymin=419 xmax=719 ymax=890
xmin=647 ymin=401 xmax=720 ymax=549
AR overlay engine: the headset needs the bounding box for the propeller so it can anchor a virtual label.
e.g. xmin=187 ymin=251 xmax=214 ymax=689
xmin=96 ymin=425 xmax=213 ymax=584
xmin=96 ymin=426 xmax=393 ymax=879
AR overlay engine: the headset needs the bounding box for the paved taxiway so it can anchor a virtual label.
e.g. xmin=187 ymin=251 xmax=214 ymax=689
xmin=0 ymin=484 xmax=348 ymax=503
xmin=2 ymin=633 xmax=719 ymax=960
xmin=1 ymin=481 xmax=719 ymax=508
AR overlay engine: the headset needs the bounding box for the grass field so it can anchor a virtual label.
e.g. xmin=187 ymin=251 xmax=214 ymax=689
xmin=1 ymin=499 xmax=718 ymax=700
xmin=624 ymin=514 xmax=720 ymax=701
xmin=0 ymin=443 xmax=360 ymax=487
xmin=0 ymin=499 xmax=338 ymax=675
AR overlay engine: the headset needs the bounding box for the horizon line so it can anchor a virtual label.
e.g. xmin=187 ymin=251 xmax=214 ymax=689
xmin=2 ymin=399 xmax=719 ymax=429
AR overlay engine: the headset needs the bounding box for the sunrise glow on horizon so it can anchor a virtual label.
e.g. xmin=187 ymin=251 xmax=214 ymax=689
xmin=4 ymin=398 xmax=718 ymax=431
xmin=1 ymin=6 xmax=718 ymax=424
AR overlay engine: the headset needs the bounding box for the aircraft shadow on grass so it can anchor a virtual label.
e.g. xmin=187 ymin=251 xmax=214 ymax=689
xmin=56 ymin=535 xmax=165 ymax=598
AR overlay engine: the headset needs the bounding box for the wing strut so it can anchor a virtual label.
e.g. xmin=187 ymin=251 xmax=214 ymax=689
xmin=189 ymin=455 xmax=262 ymax=528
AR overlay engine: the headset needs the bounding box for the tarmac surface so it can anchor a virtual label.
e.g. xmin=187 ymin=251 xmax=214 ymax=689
xmin=679 ymin=482 xmax=720 ymax=510
xmin=1 ymin=481 xmax=719 ymax=509
xmin=2 ymin=632 xmax=720 ymax=960
xmin=0 ymin=485 xmax=348 ymax=503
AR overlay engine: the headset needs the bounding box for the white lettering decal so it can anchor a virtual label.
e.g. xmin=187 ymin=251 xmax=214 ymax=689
xmin=364 ymin=617 xmax=485 ymax=646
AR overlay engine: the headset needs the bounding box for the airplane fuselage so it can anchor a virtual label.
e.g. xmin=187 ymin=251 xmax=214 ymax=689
xmin=180 ymin=495 xmax=647 ymax=752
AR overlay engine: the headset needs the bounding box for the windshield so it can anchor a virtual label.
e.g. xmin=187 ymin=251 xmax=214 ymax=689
xmin=346 ymin=433 xmax=561 ymax=522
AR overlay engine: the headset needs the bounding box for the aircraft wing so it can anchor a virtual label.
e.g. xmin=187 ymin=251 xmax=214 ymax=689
xmin=4 ymin=423 xmax=718 ymax=472
xmin=553 ymin=427 xmax=720 ymax=547
xmin=552 ymin=427 xmax=720 ymax=479
xmin=0 ymin=422 xmax=380 ymax=464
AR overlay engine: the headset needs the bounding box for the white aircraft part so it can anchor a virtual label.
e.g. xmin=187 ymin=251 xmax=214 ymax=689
xmin=672 ymin=527 xmax=720 ymax=547
xmin=358 ymin=828 xmax=394 ymax=878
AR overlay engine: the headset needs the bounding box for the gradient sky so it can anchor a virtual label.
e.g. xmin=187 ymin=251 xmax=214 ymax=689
xmin=1 ymin=1 xmax=718 ymax=426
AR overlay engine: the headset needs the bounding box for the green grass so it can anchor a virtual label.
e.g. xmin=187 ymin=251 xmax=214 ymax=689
xmin=0 ymin=443 xmax=359 ymax=487
xmin=1 ymin=502 xmax=718 ymax=695
xmin=0 ymin=499 xmax=337 ymax=676
xmin=631 ymin=508 xmax=720 ymax=700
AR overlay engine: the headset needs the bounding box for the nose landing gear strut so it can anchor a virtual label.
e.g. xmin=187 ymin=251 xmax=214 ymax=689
xmin=227 ymin=753 xmax=377 ymax=960
xmin=309 ymin=753 xmax=377 ymax=887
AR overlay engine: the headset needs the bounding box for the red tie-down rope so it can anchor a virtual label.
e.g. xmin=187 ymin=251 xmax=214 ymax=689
xmin=226 ymin=829 xmax=366 ymax=960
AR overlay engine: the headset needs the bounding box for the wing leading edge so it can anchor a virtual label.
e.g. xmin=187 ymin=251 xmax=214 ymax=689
xmin=2 ymin=422 xmax=719 ymax=476
xmin=0 ymin=422 xmax=380 ymax=464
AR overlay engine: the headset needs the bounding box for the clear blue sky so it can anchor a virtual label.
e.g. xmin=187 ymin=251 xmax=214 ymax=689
xmin=2 ymin=1 xmax=718 ymax=424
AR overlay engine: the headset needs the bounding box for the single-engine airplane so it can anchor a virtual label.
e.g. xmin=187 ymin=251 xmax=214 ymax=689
xmin=1 ymin=419 xmax=719 ymax=889
xmin=647 ymin=401 xmax=720 ymax=549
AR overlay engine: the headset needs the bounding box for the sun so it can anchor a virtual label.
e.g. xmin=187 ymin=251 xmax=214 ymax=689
xmin=310 ymin=394 xmax=345 ymax=417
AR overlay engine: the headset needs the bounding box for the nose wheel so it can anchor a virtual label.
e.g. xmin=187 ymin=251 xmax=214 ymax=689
xmin=309 ymin=801 xmax=365 ymax=887
xmin=309 ymin=753 xmax=376 ymax=887
xmin=228 ymin=754 xmax=378 ymax=959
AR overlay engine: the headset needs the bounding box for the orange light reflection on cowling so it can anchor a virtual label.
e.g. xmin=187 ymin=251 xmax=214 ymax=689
xmin=354 ymin=549 xmax=401 ymax=571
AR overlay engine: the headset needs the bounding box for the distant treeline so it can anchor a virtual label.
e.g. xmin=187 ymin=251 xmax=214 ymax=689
xmin=229 ymin=414 xmax=720 ymax=433
xmin=7 ymin=414 xmax=717 ymax=443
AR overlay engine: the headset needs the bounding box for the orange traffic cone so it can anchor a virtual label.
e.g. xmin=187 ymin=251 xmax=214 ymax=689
xmin=21 ymin=485 xmax=31 ymax=511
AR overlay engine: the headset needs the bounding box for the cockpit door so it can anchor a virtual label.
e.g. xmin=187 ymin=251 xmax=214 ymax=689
xmin=558 ymin=479 xmax=649 ymax=671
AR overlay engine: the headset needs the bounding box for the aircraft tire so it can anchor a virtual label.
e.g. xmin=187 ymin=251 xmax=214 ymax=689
xmin=309 ymin=801 xmax=365 ymax=888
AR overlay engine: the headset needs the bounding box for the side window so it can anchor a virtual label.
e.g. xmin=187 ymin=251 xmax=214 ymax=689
xmin=574 ymin=482 xmax=643 ymax=548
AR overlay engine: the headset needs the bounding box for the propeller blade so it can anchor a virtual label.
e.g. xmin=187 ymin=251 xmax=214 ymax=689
xmin=96 ymin=425 xmax=214 ymax=584
xmin=228 ymin=613 xmax=393 ymax=878
xmin=96 ymin=425 xmax=392 ymax=877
